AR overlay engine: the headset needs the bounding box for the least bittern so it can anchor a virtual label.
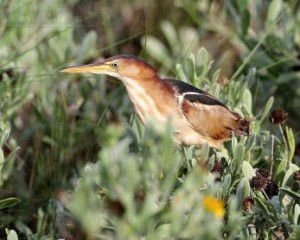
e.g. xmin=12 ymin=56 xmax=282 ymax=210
xmin=61 ymin=55 xmax=250 ymax=148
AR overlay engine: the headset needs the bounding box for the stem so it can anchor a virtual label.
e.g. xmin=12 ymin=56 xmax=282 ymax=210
xmin=270 ymin=135 xmax=274 ymax=177
xmin=279 ymin=124 xmax=289 ymax=169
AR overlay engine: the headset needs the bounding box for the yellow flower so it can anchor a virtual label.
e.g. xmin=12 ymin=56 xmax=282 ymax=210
xmin=203 ymin=196 xmax=225 ymax=218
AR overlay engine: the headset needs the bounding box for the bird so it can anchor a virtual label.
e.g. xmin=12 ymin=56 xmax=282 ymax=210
xmin=60 ymin=54 xmax=250 ymax=149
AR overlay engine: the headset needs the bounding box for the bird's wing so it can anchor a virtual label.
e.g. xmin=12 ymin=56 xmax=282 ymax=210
xmin=164 ymin=79 xmax=250 ymax=141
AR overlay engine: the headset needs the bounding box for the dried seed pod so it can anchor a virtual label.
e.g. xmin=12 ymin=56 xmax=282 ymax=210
xmin=250 ymin=175 xmax=268 ymax=190
xmin=264 ymin=181 xmax=279 ymax=199
xmin=256 ymin=169 xmax=270 ymax=179
xmin=269 ymin=109 xmax=288 ymax=125
xmin=105 ymin=198 xmax=125 ymax=217
xmin=211 ymin=159 xmax=224 ymax=174
xmin=294 ymin=170 xmax=300 ymax=182
xmin=242 ymin=197 xmax=255 ymax=212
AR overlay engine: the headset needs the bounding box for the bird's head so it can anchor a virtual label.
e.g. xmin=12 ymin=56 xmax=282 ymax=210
xmin=60 ymin=55 xmax=158 ymax=80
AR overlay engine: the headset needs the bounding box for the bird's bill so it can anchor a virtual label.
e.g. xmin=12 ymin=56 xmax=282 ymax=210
xmin=60 ymin=63 xmax=111 ymax=74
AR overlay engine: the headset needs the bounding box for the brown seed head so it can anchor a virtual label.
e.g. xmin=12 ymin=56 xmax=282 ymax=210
xmin=211 ymin=159 xmax=224 ymax=174
xmin=269 ymin=109 xmax=288 ymax=125
xmin=256 ymin=169 xmax=270 ymax=179
xmin=294 ymin=170 xmax=300 ymax=182
xmin=242 ymin=197 xmax=255 ymax=212
xmin=250 ymin=175 xmax=268 ymax=190
xmin=265 ymin=181 xmax=279 ymax=198
xmin=250 ymin=169 xmax=269 ymax=190
xmin=105 ymin=198 xmax=125 ymax=217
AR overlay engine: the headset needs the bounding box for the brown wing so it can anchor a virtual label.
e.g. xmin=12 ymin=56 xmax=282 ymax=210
xmin=163 ymin=78 xmax=250 ymax=141
xmin=181 ymin=93 xmax=250 ymax=141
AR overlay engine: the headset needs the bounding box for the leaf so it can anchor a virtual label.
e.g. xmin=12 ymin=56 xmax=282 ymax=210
xmin=267 ymin=0 xmax=282 ymax=26
xmin=211 ymin=83 xmax=220 ymax=98
xmin=242 ymin=161 xmax=256 ymax=180
xmin=176 ymin=64 xmax=188 ymax=82
xmin=216 ymin=188 xmax=223 ymax=199
xmin=222 ymin=174 xmax=232 ymax=198
xmin=237 ymin=0 xmax=249 ymax=10
xmin=282 ymin=163 xmax=299 ymax=187
xmin=77 ymin=31 xmax=97 ymax=62
xmin=236 ymin=177 xmax=251 ymax=208
xmin=280 ymin=188 xmax=300 ymax=203
xmin=160 ymin=21 xmax=178 ymax=53
xmin=0 ymin=148 xmax=4 ymax=173
xmin=288 ymin=226 xmax=300 ymax=240
xmin=259 ymin=96 xmax=274 ymax=123
xmin=141 ymin=36 xmax=172 ymax=68
xmin=196 ymin=143 xmax=209 ymax=162
xmin=196 ymin=47 xmax=209 ymax=76
xmin=234 ymin=143 xmax=245 ymax=173
xmin=245 ymin=134 xmax=256 ymax=150
xmin=187 ymin=54 xmax=196 ymax=82
xmin=0 ymin=198 xmax=21 ymax=210
xmin=285 ymin=126 xmax=295 ymax=162
xmin=0 ymin=121 xmax=11 ymax=147
xmin=211 ymin=69 xmax=220 ymax=84
xmin=275 ymin=157 xmax=287 ymax=181
xmin=255 ymin=197 xmax=271 ymax=217
xmin=184 ymin=145 xmax=195 ymax=162
xmin=293 ymin=204 xmax=300 ymax=225
xmin=5 ymin=229 xmax=18 ymax=240
xmin=241 ymin=9 xmax=251 ymax=35
xmin=242 ymin=89 xmax=252 ymax=113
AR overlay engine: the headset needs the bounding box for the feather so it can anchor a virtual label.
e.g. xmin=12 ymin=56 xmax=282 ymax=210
xmin=164 ymin=78 xmax=227 ymax=107
xmin=164 ymin=78 xmax=250 ymax=142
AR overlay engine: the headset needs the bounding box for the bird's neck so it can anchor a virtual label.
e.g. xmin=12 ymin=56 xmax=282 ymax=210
xmin=119 ymin=76 xmax=172 ymax=124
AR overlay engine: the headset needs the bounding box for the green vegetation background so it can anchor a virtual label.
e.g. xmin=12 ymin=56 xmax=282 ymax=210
xmin=0 ymin=0 xmax=300 ymax=239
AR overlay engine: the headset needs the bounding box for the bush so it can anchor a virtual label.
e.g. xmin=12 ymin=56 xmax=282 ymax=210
xmin=0 ymin=0 xmax=299 ymax=239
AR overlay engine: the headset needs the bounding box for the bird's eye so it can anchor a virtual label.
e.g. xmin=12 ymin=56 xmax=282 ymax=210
xmin=111 ymin=62 xmax=119 ymax=68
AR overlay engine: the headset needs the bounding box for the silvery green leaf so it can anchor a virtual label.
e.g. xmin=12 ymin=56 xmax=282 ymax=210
xmin=211 ymin=69 xmax=220 ymax=84
xmin=280 ymin=188 xmax=300 ymax=204
xmin=0 ymin=198 xmax=20 ymax=210
xmin=236 ymin=177 xmax=251 ymax=208
xmin=196 ymin=143 xmax=209 ymax=162
xmin=282 ymin=164 xmax=299 ymax=187
xmin=187 ymin=54 xmax=196 ymax=81
xmin=246 ymin=67 xmax=256 ymax=87
xmin=245 ymin=134 xmax=256 ymax=150
xmin=259 ymin=96 xmax=274 ymax=123
xmin=0 ymin=121 xmax=10 ymax=147
xmin=275 ymin=157 xmax=287 ymax=180
xmin=242 ymin=161 xmax=256 ymax=180
xmin=184 ymin=145 xmax=195 ymax=161
xmin=6 ymin=229 xmax=18 ymax=240
xmin=285 ymin=126 xmax=295 ymax=162
xmin=211 ymin=83 xmax=220 ymax=98
xmin=231 ymin=136 xmax=238 ymax=151
xmin=242 ymin=89 xmax=252 ymax=112
xmin=196 ymin=47 xmax=209 ymax=74
xmin=0 ymin=149 xmax=3 ymax=173
xmin=77 ymin=31 xmax=97 ymax=62
xmin=176 ymin=64 xmax=188 ymax=82
xmin=266 ymin=0 xmax=282 ymax=26
xmin=216 ymin=188 xmax=223 ymax=199
xmin=234 ymin=143 xmax=245 ymax=172
xmin=141 ymin=36 xmax=172 ymax=68
xmin=293 ymin=204 xmax=300 ymax=225
xmin=222 ymin=174 xmax=232 ymax=197
xmin=160 ymin=21 xmax=178 ymax=53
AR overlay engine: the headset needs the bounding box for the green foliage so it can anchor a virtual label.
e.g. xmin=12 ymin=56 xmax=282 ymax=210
xmin=69 ymin=127 xmax=225 ymax=239
xmin=0 ymin=0 xmax=300 ymax=239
